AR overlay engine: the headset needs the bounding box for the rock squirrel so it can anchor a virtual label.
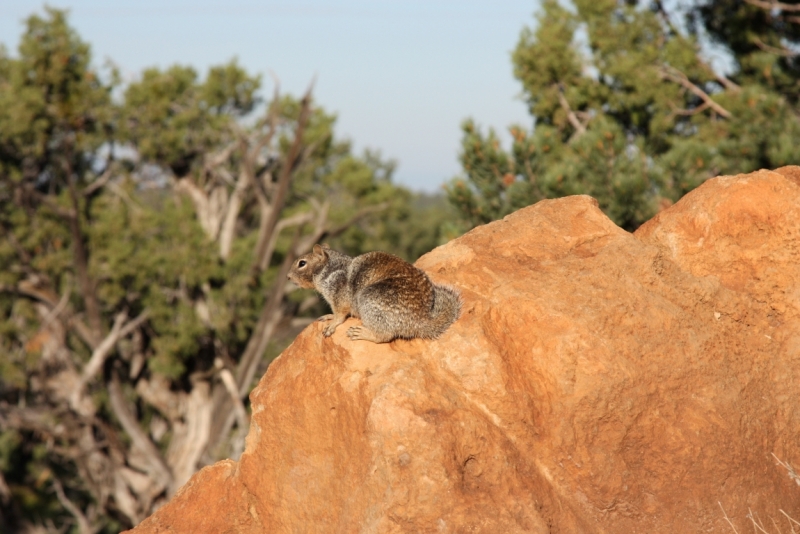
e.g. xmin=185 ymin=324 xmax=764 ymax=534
xmin=287 ymin=244 xmax=461 ymax=343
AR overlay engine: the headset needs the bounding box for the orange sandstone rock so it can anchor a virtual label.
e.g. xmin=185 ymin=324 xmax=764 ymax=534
xmin=127 ymin=167 xmax=800 ymax=533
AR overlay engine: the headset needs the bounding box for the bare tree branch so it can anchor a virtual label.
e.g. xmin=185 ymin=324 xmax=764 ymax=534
xmin=174 ymin=178 xmax=226 ymax=240
xmin=105 ymin=180 xmax=144 ymax=214
xmin=251 ymin=168 xmax=273 ymax=207
xmin=206 ymin=232 xmax=300 ymax=455
xmin=218 ymin=169 xmax=252 ymax=260
xmin=82 ymin=164 xmax=116 ymax=197
xmin=667 ymin=100 xmax=711 ymax=120
xmin=39 ymin=287 xmax=71 ymax=331
xmin=753 ymin=36 xmax=800 ymax=57
xmin=743 ymin=0 xmax=800 ymax=11
xmin=652 ymin=0 xmax=680 ymax=35
xmin=555 ymin=84 xmax=588 ymax=140
xmin=71 ymin=310 xmax=150 ymax=412
xmin=23 ymin=186 xmax=77 ymax=219
xmin=65 ymin=160 xmax=103 ymax=339
xmin=107 ymin=372 xmax=173 ymax=492
xmin=237 ymin=234 xmax=299 ymax=395
xmin=247 ymin=99 xmax=281 ymax=171
xmin=203 ymin=142 xmax=238 ymax=174
xmin=2 ymin=281 xmax=98 ymax=348
xmin=218 ymin=96 xmax=285 ymax=260
xmin=217 ymin=363 xmax=249 ymax=432
xmin=303 ymin=202 xmax=390 ymax=252
xmin=112 ymin=470 xmax=145 ymax=525
xmin=716 ymin=74 xmax=741 ymax=93
xmin=76 ymin=311 xmax=127 ymax=389
xmin=165 ymin=379 xmax=212 ymax=490
xmin=0 ymin=471 xmax=10 ymax=504
xmin=1 ymin=224 xmax=34 ymax=266
xmin=52 ymin=477 xmax=95 ymax=534
xmin=660 ymin=66 xmax=733 ymax=119
xmin=135 ymin=376 xmax=182 ymax=421
xmin=256 ymin=73 xmax=282 ymax=131
xmin=250 ymin=89 xmax=314 ymax=276
xmin=257 ymin=210 xmax=316 ymax=271
xmin=216 ymin=361 xmax=249 ymax=458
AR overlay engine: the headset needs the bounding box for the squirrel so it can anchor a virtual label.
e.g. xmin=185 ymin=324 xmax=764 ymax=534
xmin=287 ymin=244 xmax=461 ymax=343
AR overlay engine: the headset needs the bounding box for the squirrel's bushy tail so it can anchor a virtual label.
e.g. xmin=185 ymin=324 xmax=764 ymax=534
xmin=426 ymin=284 xmax=461 ymax=338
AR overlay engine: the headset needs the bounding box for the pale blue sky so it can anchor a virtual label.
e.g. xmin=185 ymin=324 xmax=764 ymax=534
xmin=0 ymin=1 xmax=540 ymax=192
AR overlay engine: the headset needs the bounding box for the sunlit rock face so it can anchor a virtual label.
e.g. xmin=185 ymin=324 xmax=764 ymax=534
xmin=127 ymin=167 xmax=800 ymax=534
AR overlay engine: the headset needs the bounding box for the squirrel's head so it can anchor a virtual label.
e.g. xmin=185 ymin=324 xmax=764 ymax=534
xmin=287 ymin=243 xmax=330 ymax=289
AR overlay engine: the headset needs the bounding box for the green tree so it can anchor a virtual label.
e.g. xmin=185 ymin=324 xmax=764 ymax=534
xmin=447 ymin=0 xmax=800 ymax=231
xmin=0 ymin=8 xmax=125 ymax=532
xmin=0 ymin=9 xmax=439 ymax=533
xmin=693 ymin=0 xmax=800 ymax=106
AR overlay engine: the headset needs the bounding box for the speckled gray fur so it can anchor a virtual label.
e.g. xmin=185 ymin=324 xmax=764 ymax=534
xmin=287 ymin=244 xmax=461 ymax=343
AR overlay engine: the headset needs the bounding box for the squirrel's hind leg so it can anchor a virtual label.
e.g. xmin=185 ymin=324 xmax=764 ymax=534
xmin=346 ymin=325 xmax=394 ymax=344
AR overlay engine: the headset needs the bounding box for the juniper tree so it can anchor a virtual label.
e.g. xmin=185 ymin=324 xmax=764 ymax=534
xmin=0 ymin=9 xmax=429 ymax=532
xmin=448 ymin=0 xmax=800 ymax=231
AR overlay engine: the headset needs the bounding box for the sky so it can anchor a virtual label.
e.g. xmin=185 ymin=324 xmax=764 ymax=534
xmin=0 ymin=1 xmax=541 ymax=192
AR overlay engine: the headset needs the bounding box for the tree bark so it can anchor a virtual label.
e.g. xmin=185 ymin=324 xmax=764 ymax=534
xmin=66 ymin=168 xmax=103 ymax=341
xmin=107 ymin=372 xmax=173 ymax=492
xmin=250 ymin=91 xmax=313 ymax=276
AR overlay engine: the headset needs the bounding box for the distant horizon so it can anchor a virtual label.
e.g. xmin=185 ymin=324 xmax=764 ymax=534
xmin=0 ymin=1 xmax=538 ymax=193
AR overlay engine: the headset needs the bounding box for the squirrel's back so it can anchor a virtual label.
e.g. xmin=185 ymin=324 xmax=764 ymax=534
xmin=350 ymin=251 xmax=460 ymax=340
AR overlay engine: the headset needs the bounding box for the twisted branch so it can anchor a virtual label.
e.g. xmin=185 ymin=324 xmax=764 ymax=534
xmin=555 ymin=84 xmax=588 ymax=138
xmin=52 ymin=477 xmax=96 ymax=534
xmin=107 ymin=372 xmax=173 ymax=492
xmin=660 ymin=66 xmax=732 ymax=119
xmin=743 ymin=0 xmax=800 ymax=11
xmin=753 ymin=36 xmax=799 ymax=57
xmin=71 ymin=310 xmax=150 ymax=413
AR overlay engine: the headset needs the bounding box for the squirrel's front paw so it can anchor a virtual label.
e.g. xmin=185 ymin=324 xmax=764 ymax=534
xmin=347 ymin=326 xmax=392 ymax=343
xmin=322 ymin=323 xmax=338 ymax=337
xmin=346 ymin=326 xmax=363 ymax=340
xmin=317 ymin=314 xmax=333 ymax=323
xmin=347 ymin=326 xmax=376 ymax=342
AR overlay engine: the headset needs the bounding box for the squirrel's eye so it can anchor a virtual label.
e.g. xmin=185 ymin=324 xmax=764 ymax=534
xmin=298 ymin=260 xmax=307 ymax=268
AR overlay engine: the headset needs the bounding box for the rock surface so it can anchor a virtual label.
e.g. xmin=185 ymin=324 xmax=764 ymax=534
xmin=127 ymin=168 xmax=800 ymax=533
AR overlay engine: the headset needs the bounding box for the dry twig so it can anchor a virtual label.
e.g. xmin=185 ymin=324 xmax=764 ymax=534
xmin=107 ymin=372 xmax=173 ymax=492
xmin=720 ymin=501 xmax=740 ymax=534
xmin=72 ymin=310 xmax=150 ymax=409
xmin=52 ymin=477 xmax=95 ymax=534
xmin=82 ymin=164 xmax=117 ymax=197
xmin=660 ymin=66 xmax=733 ymax=119
xmin=772 ymin=453 xmax=800 ymax=485
xmin=555 ymin=84 xmax=588 ymax=138
xmin=743 ymin=0 xmax=800 ymax=11
xmin=250 ymin=86 xmax=314 ymax=276
xmin=780 ymin=509 xmax=800 ymax=533
xmin=753 ymin=37 xmax=799 ymax=57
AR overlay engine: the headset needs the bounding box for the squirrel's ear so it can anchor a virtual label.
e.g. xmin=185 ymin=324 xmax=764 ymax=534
xmin=320 ymin=243 xmax=330 ymax=250
xmin=312 ymin=244 xmax=329 ymax=258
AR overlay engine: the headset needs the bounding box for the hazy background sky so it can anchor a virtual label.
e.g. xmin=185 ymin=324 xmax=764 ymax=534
xmin=0 ymin=1 xmax=541 ymax=192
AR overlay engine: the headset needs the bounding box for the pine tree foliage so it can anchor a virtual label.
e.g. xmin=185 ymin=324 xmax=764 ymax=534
xmin=447 ymin=0 xmax=800 ymax=231
xmin=0 ymin=9 xmax=443 ymax=532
